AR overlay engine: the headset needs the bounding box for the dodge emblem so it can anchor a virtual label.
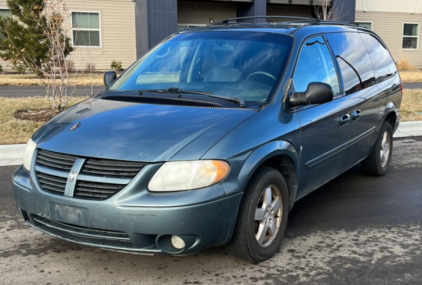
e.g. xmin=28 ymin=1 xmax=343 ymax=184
xmin=68 ymin=172 xmax=78 ymax=182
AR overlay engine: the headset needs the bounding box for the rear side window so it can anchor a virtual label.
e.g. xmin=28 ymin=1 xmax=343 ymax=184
xmin=293 ymin=36 xmax=340 ymax=96
xmin=325 ymin=32 xmax=375 ymax=95
xmin=360 ymin=33 xmax=398 ymax=82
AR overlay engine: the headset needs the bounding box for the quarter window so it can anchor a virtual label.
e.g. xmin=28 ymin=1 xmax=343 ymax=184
xmin=403 ymin=23 xmax=419 ymax=49
xmin=325 ymin=32 xmax=375 ymax=95
xmin=293 ymin=36 xmax=340 ymax=97
xmin=71 ymin=12 xmax=101 ymax=47
xmin=361 ymin=33 xmax=397 ymax=82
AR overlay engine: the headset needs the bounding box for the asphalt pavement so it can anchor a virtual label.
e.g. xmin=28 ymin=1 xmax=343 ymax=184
xmin=1 ymin=137 xmax=422 ymax=284
xmin=0 ymin=86 xmax=105 ymax=97
xmin=403 ymin=82 xmax=422 ymax=89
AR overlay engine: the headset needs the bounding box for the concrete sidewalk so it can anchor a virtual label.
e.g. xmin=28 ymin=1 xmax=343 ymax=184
xmin=1 ymin=121 xmax=421 ymax=167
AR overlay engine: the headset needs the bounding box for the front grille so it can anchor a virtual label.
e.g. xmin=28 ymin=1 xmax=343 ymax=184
xmin=75 ymin=181 xmax=126 ymax=200
xmin=81 ymin=158 xmax=146 ymax=179
xmin=35 ymin=149 xmax=146 ymax=201
xmin=37 ymin=172 xmax=67 ymax=194
xmin=37 ymin=150 xmax=77 ymax=171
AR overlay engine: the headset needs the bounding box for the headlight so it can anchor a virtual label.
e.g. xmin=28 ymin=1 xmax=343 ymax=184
xmin=23 ymin=139 xmax=37 ymax=171
xmin=148 ymin=160 xmax=230 ymax=192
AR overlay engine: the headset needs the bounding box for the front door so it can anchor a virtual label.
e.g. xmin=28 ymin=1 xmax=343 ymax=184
xmin=292 ymin=36 xmax=350 ymax=197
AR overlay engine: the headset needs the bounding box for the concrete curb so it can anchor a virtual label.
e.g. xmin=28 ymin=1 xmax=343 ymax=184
xmin=0 ymin=144 xmax=25 ymax=167
xmin=1 ymin=121 xmax=422 ymax=167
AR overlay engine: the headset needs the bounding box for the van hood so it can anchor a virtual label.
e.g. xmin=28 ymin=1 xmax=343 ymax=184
xmin=33 ymin=98 xmax=256 ymax=162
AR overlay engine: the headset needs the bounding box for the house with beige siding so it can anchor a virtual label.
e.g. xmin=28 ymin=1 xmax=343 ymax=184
xmin=0 ymin=0 xmax=356 ymax=72
xmin=0 ymin=0 xmax=137 ymax=71
xmin=356 ymin=0 xmax=422 ymax=67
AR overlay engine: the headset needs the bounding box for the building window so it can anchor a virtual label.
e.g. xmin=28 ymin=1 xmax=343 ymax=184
xmin=403 ymin=23 xmax=419 ymax=50
xmin=71 ymin=12 xmax=101 ymax=47
xmin=0 ymin=8 xmax=10 ymax=18
xmin=357 ymin=22 xmax=372 ymax=30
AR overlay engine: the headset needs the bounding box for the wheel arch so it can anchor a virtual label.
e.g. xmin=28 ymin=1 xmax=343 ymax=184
xmin=236 ymin=140 xmax=300 ymax=211
xmin=383 ymin=101 xmax=399 ymax=132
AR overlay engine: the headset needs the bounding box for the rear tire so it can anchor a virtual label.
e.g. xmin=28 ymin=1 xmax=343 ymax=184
xmin=361 ymin=121 xmax=393 ymax=176
xmin=226 ymin=167 xmax=289 ymax=263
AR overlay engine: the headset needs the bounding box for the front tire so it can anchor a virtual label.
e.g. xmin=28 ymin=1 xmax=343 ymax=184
xmin=361 ymin=121 xmax=393 ymax=176
xmin=226 ymin=167 xmax=289 ymax=263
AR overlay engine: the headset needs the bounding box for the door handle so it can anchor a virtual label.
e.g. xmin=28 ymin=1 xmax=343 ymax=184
xmin=339 ymin=114 xmax=351 ymax=126
xmin=352 ymin=109 xmax=361 ymax=121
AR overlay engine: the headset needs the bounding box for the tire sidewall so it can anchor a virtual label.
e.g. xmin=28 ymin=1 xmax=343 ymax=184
xmin=244 ymin=169 xmax=290 ymax=261
xmin=376 ymin=122 xmax=393 ymax=175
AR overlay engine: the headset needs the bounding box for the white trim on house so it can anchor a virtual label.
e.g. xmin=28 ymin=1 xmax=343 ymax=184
xmin=402 ymin=22 xmax=420 ymax=50
xmin=70 ymin=10 xmax=102 ymax=48
xmin=356 ymin=21 xmax=373 ymax=30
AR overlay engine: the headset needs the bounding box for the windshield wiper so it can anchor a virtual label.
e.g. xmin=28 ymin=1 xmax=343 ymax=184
xmin=139 ymin=87 xmax=245 ymax=108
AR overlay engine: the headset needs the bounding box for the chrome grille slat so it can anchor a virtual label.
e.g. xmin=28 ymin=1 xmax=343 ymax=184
xmin=37 ymin=155 xmax=75 ymax=166
xmin=35 ymin=149 xmax=144 ymax=201
xmin=78 ymin=181 xmax=123 ymax=190
xmin=74 ymin=192 xmax=111 ymax=199
xmin=76 ymin=187 xmax=120 ymax=194
xmin=86 ymin=159 xmax=146 ymax=167
xmin=40 ymin=184 xmax=65 ymax=193
xmin=38 ymin=173 xmax=67 ymax=184
xmin=38 ymin=150 xmax=78 ymax=162
xmin=39 ymin=178 xmax=66 ymax=187
xmin=83 ymin=164 xmax=142 ymax=172
xmin=36 ymin=172 xmax=67 ymax=194
xmin=81 ymin=169 xmax=139 ymax=177
xmin=36 ymin=159 xmax=73 ymax=171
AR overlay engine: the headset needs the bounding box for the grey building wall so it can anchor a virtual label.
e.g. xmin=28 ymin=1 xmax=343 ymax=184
xmin=135 ymin=0 xmax=356 ymax=58
xmin=135 ymin=0 xmax=178 ymax=59
xmin=334 ymin=0 xmax=356 ymax=22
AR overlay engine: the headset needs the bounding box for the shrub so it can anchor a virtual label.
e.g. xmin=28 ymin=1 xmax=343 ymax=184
xmin=0 ymin=64 xmax=2 ymax=72
xmin=85 ymin=62 xmax=96 ymax=73
xmin=65 ymin=60 xmax=75 ymax=73
xmin=396 ymin=58 xmax=416 ymax=71
xmin=111 ymin=60 xmax=123 ymax=71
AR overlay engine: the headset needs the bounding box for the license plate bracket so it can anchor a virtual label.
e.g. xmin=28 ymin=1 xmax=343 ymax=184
xmin=49 ymin=202 xmax=89 ymax=227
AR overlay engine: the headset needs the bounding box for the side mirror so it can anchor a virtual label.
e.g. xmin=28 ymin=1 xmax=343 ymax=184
xmin=104 ymin=71 xmax=117 ymax=87
xmin=289 ymin=82 xmax=334 ymax=106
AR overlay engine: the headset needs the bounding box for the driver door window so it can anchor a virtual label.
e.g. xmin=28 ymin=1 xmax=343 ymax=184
xmin=293 ymin=36 xmax=340 ymax=97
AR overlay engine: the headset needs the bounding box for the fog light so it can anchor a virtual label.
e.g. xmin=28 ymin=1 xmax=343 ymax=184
xmin=171 ymin=235 xmax=186 ymax=250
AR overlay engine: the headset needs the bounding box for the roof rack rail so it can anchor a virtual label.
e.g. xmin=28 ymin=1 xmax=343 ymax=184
xmin=318 ymin=21 xmax=359 ymax=27
xmin=219 ymin=16 xmax=318 ymax=24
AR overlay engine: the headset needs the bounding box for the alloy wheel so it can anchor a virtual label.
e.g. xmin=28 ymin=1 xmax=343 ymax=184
xmin=254 ymin=185 xmax=283 ymax=247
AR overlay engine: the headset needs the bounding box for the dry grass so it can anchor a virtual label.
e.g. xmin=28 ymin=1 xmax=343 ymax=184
xmin=0 ymin=96 xmax=87 ymax=145
xmin=0 ymin=90 xmax=421 ymax=145
xmin=401 ymin=89 xmax=422 ymax=122
xmin=0 ymin=73 xmax=104 ymax=86
xmin=396 ymin=58 xmax=416 ymax=71
xmin=400 ymin=71 xmax=422 ymax=83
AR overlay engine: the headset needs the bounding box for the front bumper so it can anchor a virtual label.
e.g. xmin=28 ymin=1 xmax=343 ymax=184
xmin=13 ymin=166 xmax=243 ymax=255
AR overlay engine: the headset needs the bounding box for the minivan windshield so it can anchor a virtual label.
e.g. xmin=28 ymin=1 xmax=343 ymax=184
xmin=110 ymin=31 xmax=293 ymax=104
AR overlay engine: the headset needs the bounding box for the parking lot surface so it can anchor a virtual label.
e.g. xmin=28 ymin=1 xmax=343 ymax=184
xmin=1 ymin=137 xmax=422 ymax=285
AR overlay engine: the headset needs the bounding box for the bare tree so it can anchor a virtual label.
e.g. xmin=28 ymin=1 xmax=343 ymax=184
xmin=1 ymin=0 xmax=81 ymax=111
xmin=314 ymin=0 xmax=343 ymax=21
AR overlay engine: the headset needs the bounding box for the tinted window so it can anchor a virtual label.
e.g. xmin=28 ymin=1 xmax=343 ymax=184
xmin=293 ymin=36 xmax=340 ymax=96
xmin=325 ymin=32 xmax=375 ymax=95
xmin=360 ymin=33 xmax=398 ymax=82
